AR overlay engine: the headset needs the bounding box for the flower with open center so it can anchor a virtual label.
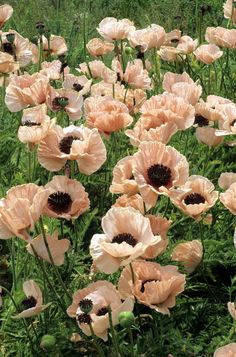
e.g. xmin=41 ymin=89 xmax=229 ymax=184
xmin=43 ymin=176 xmax=90 ymax=220
xmin=38 ymin=124 xmax=106 ymax=174
xmin=63 ymin=74 xmax=92 ymax=96
xmin=214 ymin=343 xmax=236 ymax=357
xmin=127 ymin=24 xmax=165 ymax=52
xmin=13 ymin=280 xmax=50 ymax=319
xmin=118 ymin=260 xmax=186 ymax=315
xmin=133 ymin=141 xmax=189 ymax=208
xmin=40 ymin=60 xmax=70 ymax=80
xmin=18 ymin=104 xmax=55 ymax=148
xmin=89 ymin=207 xmax=161 ymax=274
xmin=0 ymin=183 xmax=49 ymax=241
xmin=27 ymin=230 xmax=70 ymax=266
xmin=171 ymin=240 xmax=203 ymax=273
xmin=97 ymin=17 xmax=135 ymax=41
xmin=67 ymin=280 xmax=133 ymax=341
xmin=169 ymin=175 xmax=218 ymax=220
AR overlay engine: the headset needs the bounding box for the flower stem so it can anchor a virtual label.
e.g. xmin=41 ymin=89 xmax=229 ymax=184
xmin=89 ymin=323 xmax=105 ymax=357
xmin=108 ymin=307 xmax=120 ymax=357
xmin=128 ymin=328 xmax=135 ymax=357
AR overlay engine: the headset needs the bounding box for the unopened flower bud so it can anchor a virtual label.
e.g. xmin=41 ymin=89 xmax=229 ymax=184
xmin=35 ymin=21 xmax=45 ymax=35
xmin=40 ymin=335 xmax=56 ymax=351
xmin=125 ymin=46 xmax=133 ymax=55
xmin=118 ymin=311 xmax=135 ymax=328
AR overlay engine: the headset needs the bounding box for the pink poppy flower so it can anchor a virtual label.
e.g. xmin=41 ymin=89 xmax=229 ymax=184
xmin=97 ymin=17 xmax=135 ymax=41
xmin=171 ymin=240 xmax=203 ymax=273
xmin=194 ymin=44 xmax=223 ymax=64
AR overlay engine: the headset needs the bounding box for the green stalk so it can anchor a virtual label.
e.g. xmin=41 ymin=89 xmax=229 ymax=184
xmin=89 ymin=323 xmax=106 ymax=357
xmin=108 ymin=307 xmax=120 ymax=357
xmin=128 ymin=328 xmax=135 ymax=357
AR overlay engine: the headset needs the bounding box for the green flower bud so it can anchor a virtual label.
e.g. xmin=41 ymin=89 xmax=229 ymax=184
xmin=35 ymin=21 xmax=45 ymax=35
xmin=40 ymin=335 xmax=56 ymax=351
xmin=118 ymin=311 xmax=135 ymax=328
xmin=124 ymin=46 xmax=134 ymax=55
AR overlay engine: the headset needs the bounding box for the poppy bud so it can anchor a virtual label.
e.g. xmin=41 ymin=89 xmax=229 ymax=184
xmin=125 ymin=46 xmax=133 ymax=55
xmin=118 ymin=311 xmax=135 ymax=328
xmin=40 ymin=335 xmax=56 ymax=351
xmin=35 ymin=21 xmax=45 ymax=35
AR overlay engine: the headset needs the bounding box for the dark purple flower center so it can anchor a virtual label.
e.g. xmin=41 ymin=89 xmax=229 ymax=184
xmin=3 ymin=42 xmax=14 ymax=56
xmin=23 ymin=120 xmax=41 ymax=127
xmin=47 ymin=191 xmax=72 ymax=214
xmin=21 ymin=296 xmax=37 ymax=309
xmin=59 ymin=135 xmax=79 ymax=154
xmin=230 ymin=119 xmax=236 ymax=127
xmin=76 ymin=313 xmax=92 ymax=325
xmin=184 ymin=193 xmax=205 ymax=205
xmin=73 ymin=83 xmax=84 ymax=92
xmin=96 ymin=307 xmax=109 ymax=316
xmin=147 ymin=164 xmax=172 ymax=188
xmin=112 ymin=233 xmax=137 ymax=247
xmin=194 ymin=115 xmax=209 ymax=127
xmin=79 ymin=298 xmax=93 ymax=313
xmin=140 ymin=279 xmax=158 ymax=293
xmin=52 ymin=96 xmax=69 ymax=111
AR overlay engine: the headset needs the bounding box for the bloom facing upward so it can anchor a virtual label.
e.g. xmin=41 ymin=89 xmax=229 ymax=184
xmin=38 ymin=124 xmax=107 ymax=174
xmin=85 ymin=96 xmax=133 ymax=136
xmin=27 ymin=230 xmax=70 ymax=266
xmin=214 ymin=343 xmax=236 ymax=357
xmin=162 ymin=72 xmax=202 ymax=106
xmin=109 ymin=156 xmax=138 ymax=196
xmin=127 ymin=24 xmax=166 ymax=52
xmin=169 ymin=175 xmax=218 ymax=220
xmin=63 ymin=74 xmax=92 ymax=96
xmin=46 ymin=86 xmax=83 ymax=121
xmin=171 ymin=240 xmax=203 ymax=273
xmin=97 ymin=17 xmax=135 ymax=41
xmin=193 ymin=44 xmax=223 ymax=64
xmin=13 ymin=280 xmax=50 ymax=319
xmin=194 ymin=101 xmax=225 ymax=127
xmin=0 ymin=4 xmax=13 ymax=28
xmin=5 ymin=72 xmax=49 ymax=112
xmin=43 ymin=175 xmax=90 ymax=220
xmin=40 ymin=60 xmax=69 ymax=80
xmin=67 ymin=281 xmax=134 ymax=341
xmin=86 ymin=38 xmax=114 ymax=57
xmin=133 ymin=141 xmax=189 ymax=208
xmin=0 ymin=183 xmax=49 ymax=241
xmin=18 ymin=104 xmax=55 ymax=147
xmin=118 ymin=260 xmax=186 ymax=315
xmin=89 ymin=207 xmax=161 ymax=274
xmin=220 ymin=182 xmax=236 ymax=215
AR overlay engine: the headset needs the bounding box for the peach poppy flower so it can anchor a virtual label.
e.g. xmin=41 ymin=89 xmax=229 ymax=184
xmin=5 ymin=72 xmax=49 ymax=112
xmin=133 ymin=141 xmax=189 ymax=208
xmin=216 ymin=103 xmax=236 ymax=136
xmin=177 ymin=35 xmax=198 ymax=54
xmin=228 ymin=301 xmax=236 ymax=320
xmin=89 ymin=207 xmax=161 ymax=274
xmin=85 ymin=96 xmax=133 ymax=136
xmin=220 ymin=182 xmax=236 ymax=215
xmin=125 ymin=120 xmax=177 ymax=147
xmin=38 ymin=124 xmax=106 ymax=174
xmin=18 ymin=104 xmax=55 ymax=147
xmin=158 ymin=46 xmax=183 ymax=62
xmin=63 ymin=74 xmax=92 ymax=96
xmin=193 ymin=44 xmax=223 ymax=64
xmin=163 ymin=72 xmax=202 ymax=106
xmin=171 ymin=240 xmax=203 ymax=273
xmin=86 ymin=38 xmax=114 ymax=57
xmin=194 ymin=101 xmax=225 ymax=127
xmin=78 ymin=60 xmax=117 ymax=83
xmin=169 ymin=175 xmax=218 ymax=220
xmin=214 ymin=343 xmax=236 ymax=357
xmin=196 ymin=127 xmax=223 ymax=146
xmin=142 ymin=215 xmax=171 ymax=259
xmin=97 ymin=17 xmax=135 ymax=41
xmin=0 ymin=52 xmax=19 ymax=73
xmin=118 ymin=260 xmax=186 ymax=315
xmin=27 ymin=230 xmax=70 ymax=266
xmin=13 ymin=280 xmax=50 ymax=319
xmin=43 ymin=175 xmax=90 ymax=220
xmin=164 ymin=29 xmax=181 ymax=46
xmin=40 ymin=60 xmax=69 ymax=80
xmin=127 ymin=24 xmax=166 ymax=52
xmin=113 ymin=194 xmax=145 ymax=214
xmin=205 ymin=27 xmax=236 ymax=49
xmin=140 ymin=93 xmax=195 ymax=130
xmin=109 ymin=156 xmax=138 ymax=196
xmin=218 ymin=172 xmax=236 ymax=189
xmin=1 ymin=30 xmax=33 ymax=67
xmin=0 ymin=184 xmax=49 ymax=241
xmin=206 ymin=94 xmax=233 ymax=107
xmin=42 ymin=34 xmax=67 ymax=56
xmin=224 ymin=0 xmax=236 ymax=24
xmin=0 ymin=4 xmax=13 ymax=28
xmin=46 ymin=86 xmax=83 ymax=121
xmin=67 ymin=281 xmax=134 ymax=341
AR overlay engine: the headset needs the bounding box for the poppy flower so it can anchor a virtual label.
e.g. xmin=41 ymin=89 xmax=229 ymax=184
xmin=171 ymin=240 xmax=203 ymax=273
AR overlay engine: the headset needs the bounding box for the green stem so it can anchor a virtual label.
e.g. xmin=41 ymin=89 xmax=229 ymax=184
xmin=128 ymin=328 xmax=135 ymax=357
xmin=108 ymin=307 xmax=120 ymax=357
xmin=89 ymin=323 xmax=105 ymax=357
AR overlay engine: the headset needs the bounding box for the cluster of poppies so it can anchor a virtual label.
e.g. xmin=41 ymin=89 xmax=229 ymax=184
xmin=0 ymin=1 xmax=236 ymax=355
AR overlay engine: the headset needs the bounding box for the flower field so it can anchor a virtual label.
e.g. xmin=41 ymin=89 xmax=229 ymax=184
xmin=0 ymin=0 xmax=236 ymax=356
